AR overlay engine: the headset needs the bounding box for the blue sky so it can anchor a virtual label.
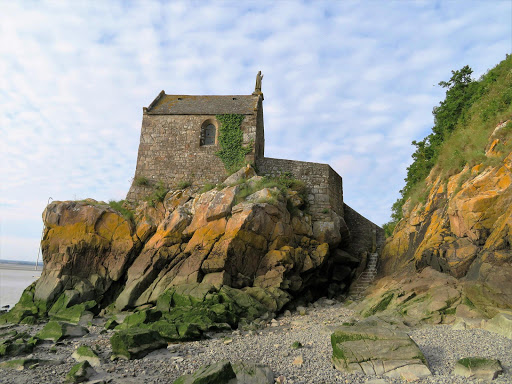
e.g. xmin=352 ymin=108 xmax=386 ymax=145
xmin=1 ymin=1 xmax=511 ymax=262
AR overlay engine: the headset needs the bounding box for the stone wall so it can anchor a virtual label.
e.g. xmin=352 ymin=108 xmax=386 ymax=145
xmin=343 ymin=203 xmax=385 ymax=258
xmin=127 ymin=112 xmax=259 ymax=201
xmin=256 ymin=157 xmax=343 ymax=221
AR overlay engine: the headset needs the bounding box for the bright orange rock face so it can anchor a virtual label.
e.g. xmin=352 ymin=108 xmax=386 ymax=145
xmin=382 ymin=124 xmax=512 ymax=313
xmin=31 ymin=176 xmax=376 ymax=315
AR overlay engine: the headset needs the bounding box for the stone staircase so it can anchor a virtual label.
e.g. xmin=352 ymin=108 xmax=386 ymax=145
xmin=349 ymin=252 xmax=378 ymax=299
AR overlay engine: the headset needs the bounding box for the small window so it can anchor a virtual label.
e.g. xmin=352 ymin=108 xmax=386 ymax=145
xmin=201 ymin=123 xmax=216 ymax=146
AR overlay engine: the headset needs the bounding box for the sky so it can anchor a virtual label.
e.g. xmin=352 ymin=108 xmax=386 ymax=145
xmin=1 ymin=1 xmax=511 ymax=262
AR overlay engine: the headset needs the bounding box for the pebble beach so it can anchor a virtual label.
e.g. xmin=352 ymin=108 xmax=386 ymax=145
xmin=2 ymin=299 xmax=511 ymax=383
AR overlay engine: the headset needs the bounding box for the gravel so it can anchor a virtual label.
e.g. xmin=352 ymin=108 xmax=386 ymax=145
xmin=1 ymin=301 xmax=512 ymax=383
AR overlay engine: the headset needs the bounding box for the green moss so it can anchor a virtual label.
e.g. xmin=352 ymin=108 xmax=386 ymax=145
xmin=65 ymin=361 xmax=91 ymax=383
xmin=363 ymin=292 xmax=395 ymax=317
xmin=75 ymin=345 xmax=97 ymax=358
xmin=0 ymin=358 xmax=38 ymax=370
xmin=37 ymin=321 xmax=65 ymax=342
xmin=50 ymin=301 xmax=96 ymax=324
xmin=463 ymin=296 xmax=476 ymax=309
xmin=110 ymin=328 xmax=166 ymax=359
xmin=458 ymin=357 xmax=494 ymax=369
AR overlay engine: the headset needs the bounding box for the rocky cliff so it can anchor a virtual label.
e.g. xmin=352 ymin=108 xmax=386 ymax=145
xmin=379 ymin=120 xmax=512 ymax=317
xmin=2 ymin=167 xmax=382 ymax=339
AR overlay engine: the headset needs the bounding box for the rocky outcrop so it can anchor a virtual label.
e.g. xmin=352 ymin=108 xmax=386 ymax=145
xmin=2 ymin=168 xmax=381 ymax=346
xmin=381 ymin=121 xmax=512 ymax=316
xmin=331 ymin=317 xmax=431 ymax=379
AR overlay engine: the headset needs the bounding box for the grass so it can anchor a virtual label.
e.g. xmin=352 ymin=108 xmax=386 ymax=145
xmin=177 ymin=180 xmax=192 ymax=189
xmin=108 ymin=200 xmax=134 ymax=222
xmin=134 ymin=176 xmax=149 ymax=186
xmin=233 ymin=174 xmax=308 ymax=211
xmin=145 ymin=181 xmax=168 ymax=207
xmin=198 ymin=183 xmax=216 ymax=193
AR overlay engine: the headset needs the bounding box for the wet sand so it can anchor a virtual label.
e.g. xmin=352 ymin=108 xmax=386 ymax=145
xmin=0 ymin=263 xmax=42 ymax=308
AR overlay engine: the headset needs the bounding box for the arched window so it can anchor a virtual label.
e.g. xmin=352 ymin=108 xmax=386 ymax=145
xmin=200 ymin=121 xmax=217 ymax=146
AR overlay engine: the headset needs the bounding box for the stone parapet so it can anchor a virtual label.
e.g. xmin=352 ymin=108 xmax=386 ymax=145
xmin=256 ymin=157 xmax=343 ymax=221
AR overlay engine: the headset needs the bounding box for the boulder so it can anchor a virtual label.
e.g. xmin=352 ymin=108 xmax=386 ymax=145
xmin=0 ymin=358 xmax=61 ymax=370
xmin=232 ymin=361 xmax=274 ymax=384
xmin=65 ymin=361 xmax=96 ymax=383
xmin=453 ymin=357 xmax=503 ymax=381
xmin=331 ymin=319 xmax=431 ymax=379
xmin=173 ymin=360 xmax=236 ymax=384
xmin=72 ymin=345 xmax=101 ymax=367
xmin=483 ymin=313 xmax=512 ymax=339
xmin=173 ymin=360 xmax=274 ymax=384
xmin=0 ymin=331 xmax=36 ymax=357
xmin=223 ymin=165 xmax=257 ymax=185
xmin=110 ymin=328 xmax=167 ymax=359
xmin=36 ymin=321 xmax=88 ymax=342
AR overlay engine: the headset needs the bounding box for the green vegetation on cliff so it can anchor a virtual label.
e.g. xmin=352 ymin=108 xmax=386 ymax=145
xmin=385 ymin=55 xmax=512 ymax=235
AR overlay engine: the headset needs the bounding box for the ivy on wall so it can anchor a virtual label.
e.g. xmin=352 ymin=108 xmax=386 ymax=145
xmin=215 ymin=114 xmax=253 ymax=173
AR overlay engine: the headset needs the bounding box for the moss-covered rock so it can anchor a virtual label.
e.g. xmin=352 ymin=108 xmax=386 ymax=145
xmin=172 ymin=360 xmax=236 ymax=384
xmin=36 ymin=321 xmax=88 ymax=342
xmin=65 ymin=361 xmax=95 ymax=383
xmin=110 ymin=328 xmax=166 ymax=359
xmin=0 ymin=331 xmax=35 ymax=357
xmin=454 ymin=357 xmax=503 ymax=380
xmin=71 ymin=345 xmax=101 ymax=367
xmin=0 ymin=358 xmax=60 ymax=370
xmin=331 ymin=319 xmax=431 ymax=378
xmin=49 ymin=297 xmax=96 ymax=324
xmin=0 ymin=284 xmax=47 ymax=324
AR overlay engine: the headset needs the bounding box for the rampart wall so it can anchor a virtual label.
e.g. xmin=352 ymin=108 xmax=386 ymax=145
xmin=343 ymin=203 xmax=385 ymax=258
xmin=256 ymin=157 xmax=343 ymax=221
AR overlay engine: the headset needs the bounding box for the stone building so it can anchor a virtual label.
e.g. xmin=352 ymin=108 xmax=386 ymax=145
xmin=126 ymin=75 xmax=383 ymax=250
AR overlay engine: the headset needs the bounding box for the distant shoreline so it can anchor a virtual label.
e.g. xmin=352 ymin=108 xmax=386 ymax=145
xmin=0 ymin=260 xmax=43 ymax=271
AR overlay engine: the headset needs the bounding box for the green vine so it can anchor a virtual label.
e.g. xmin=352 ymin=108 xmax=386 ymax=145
xmin=215 ymin=114 xmax=253 ymax=173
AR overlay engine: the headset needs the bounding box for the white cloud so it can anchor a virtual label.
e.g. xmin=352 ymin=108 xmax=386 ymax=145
xmin=0 ymin=0 xmax=510 ymax=260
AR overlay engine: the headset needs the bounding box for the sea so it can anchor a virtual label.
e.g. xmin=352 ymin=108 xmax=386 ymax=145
xmin=0 ymin=260 xmax=43 ymax=309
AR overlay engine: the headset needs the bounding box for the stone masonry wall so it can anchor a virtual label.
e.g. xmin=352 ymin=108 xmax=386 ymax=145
xmin=127 ymin=113 xmax=258 ymax=201
xmin=256 ymin=157 xmax=343 ymax=221
xmin=343 ymin=203 xmax=385 ymax=258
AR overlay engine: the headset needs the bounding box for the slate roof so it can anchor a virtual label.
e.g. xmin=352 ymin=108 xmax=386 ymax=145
xmin=146 ymin=93 xmax=259 ymax=115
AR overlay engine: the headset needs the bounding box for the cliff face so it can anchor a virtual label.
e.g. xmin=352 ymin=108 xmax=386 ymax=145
xmin=381 ymin=120 xmax=512 ymax=316
xmin=4 ymin=168 xmax=382 ymax=329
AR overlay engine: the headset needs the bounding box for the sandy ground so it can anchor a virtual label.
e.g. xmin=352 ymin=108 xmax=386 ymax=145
xmin=0 ymin=263 xmax=42 ymax=308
